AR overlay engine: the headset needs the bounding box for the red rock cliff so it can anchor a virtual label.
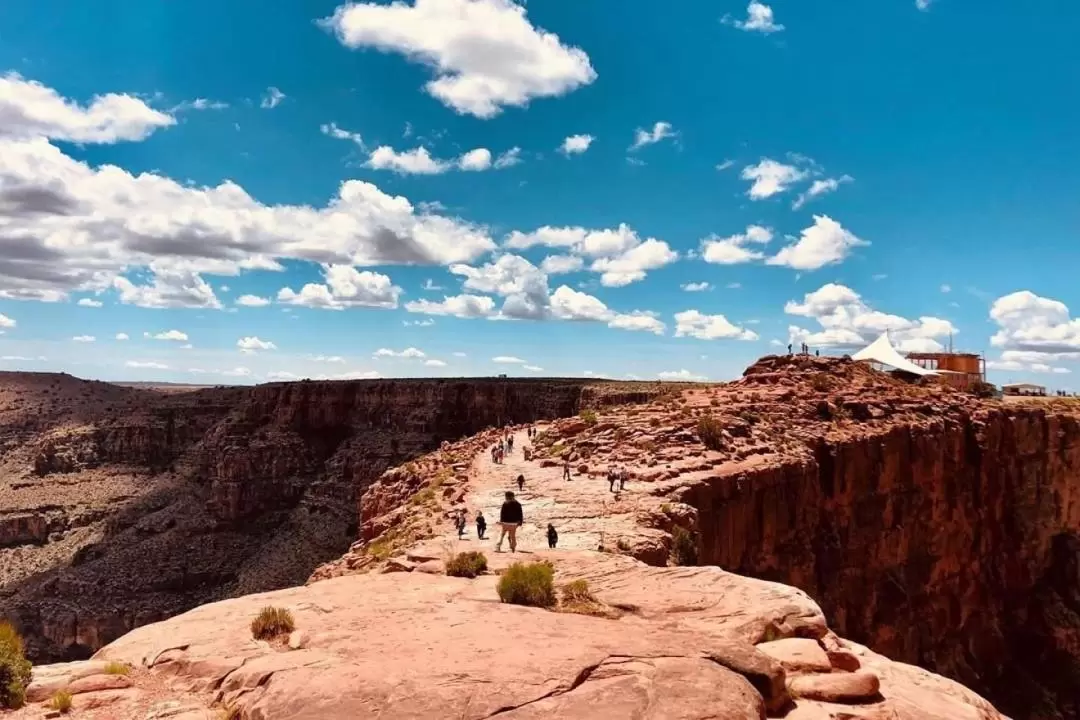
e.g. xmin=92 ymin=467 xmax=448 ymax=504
xmin=0 ymin=374 xmax=666 ymax=663
xmin=686 ymin=404 xmax=1080 ymax=719
xmin=516 ymin=356 xmax=1080 ymax=720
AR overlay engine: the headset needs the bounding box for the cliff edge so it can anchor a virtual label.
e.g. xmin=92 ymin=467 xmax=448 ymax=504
xmin=9 ymin=356 xmax=1060 ymax=719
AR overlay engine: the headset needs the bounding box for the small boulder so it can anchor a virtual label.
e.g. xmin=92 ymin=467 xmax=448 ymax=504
xmin=288 ymin=630 xmax=310 ymax=650
xmin=67 ymin=673 xmax=132 ymax=695
xmin=756 ymin=638 xmax=831 ymax=674
xmin=382 ymin=557 xmax=416 ymax=573
xmin=787 ymin=671 xmax=881 ymax=703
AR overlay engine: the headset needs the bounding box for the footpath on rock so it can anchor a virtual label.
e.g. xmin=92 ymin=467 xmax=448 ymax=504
xmin=13 ymin=356 xmax=1041 ymax=719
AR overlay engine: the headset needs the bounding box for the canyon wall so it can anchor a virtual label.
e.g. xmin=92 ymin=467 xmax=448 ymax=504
xmin=682 ymin=392 xmax=1080 ymax=718
xmin=0 ymin=374 xmax=664 ymax=662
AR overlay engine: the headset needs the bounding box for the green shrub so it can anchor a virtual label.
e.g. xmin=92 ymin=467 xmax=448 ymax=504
xmin=561 ymin=579 xmax=594 ymax=604
xmin=579 ymin=409 xmax=598 ymax=426
xmin=446 ymin=551 xmax=488 ymax=578
xmin=671 ymin=527 xmax=698 ymax=566
xmin=250 ymin=606 xmax=295 ymax=640
xmin=0 ymin=622 xmax=31 ymax=709
xmin=50 ymin=689 xmax=72 ymax=714
xmin=497 ymin=562 xmax=557 ymax=608
xmin=696 ymin=416 xmax=725 ymax=451
xmin=104 ymin=660 xmax=130 ymax=676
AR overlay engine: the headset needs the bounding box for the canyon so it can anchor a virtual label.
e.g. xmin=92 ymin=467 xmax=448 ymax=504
xmin=0 ymin=371 xmax=666 ymax=663
xmin=2 ymin=357 xmax=1079 ymax=718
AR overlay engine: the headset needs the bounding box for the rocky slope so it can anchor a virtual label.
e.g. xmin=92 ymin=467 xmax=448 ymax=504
xmin=14 ymin=418 xmax=1004 ymax=720
xmin=0 ymin=372 xmax=668 ymax=663
xmin=493 ymin=355 xmax=1078 ymax=720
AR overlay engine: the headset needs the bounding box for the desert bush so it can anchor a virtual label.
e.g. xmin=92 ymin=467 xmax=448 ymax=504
xmin=810 ymin=374 xmax=831 ymax=392
xmin=671 ymin=527 xmax=698 ymax=566
xmin=696 ymin=416 xmax=725 ymax=451
xmin=104 ymin=660 xmax=130 ymax=675
xmin=561 ymin=579 xmax=595 ymax=604
xmin=648 ymin=417 xmax=660 ymax=427
xmin=970 ymin=381 xmax=997 ymax=399
xmin=497 ymin=562 xmax=556 ymax=608
xmin=250 ymin=606 xmax=295 ymax=640
xmin=0 ymin=621 xmax=32 ymax=709
xmin=50 ymin=689 xmax=72 ymax=714
xmin=579 ymin=409 xmax=599 ymax=426
xmin=616 ymin=538 xmax=631 ymax=552
xmin=446 ymin=551 xmax=488 ymax=578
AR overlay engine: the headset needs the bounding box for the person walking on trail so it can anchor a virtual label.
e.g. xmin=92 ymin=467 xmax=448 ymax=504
xmin=455 ymin=510 xmax=467 ymax=539
xmin=619 ymin=467 xmax=628 ymax=491
xmin=496 ymin=491 xmax=523 ymax=552
xmin=547 ymin=523 xmax=558 ymax=549
xmin=563 ymin=458 xmax=572 ymax=481
xmin=476 ymin=511 xmax=487 ymax=540
xmin=516 ymin=473 xmax=525 ymax=491
xmin=608 ymin=468 xmax=616 ymax=493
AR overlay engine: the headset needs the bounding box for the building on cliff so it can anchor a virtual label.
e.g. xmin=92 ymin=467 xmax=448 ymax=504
xmin=852 ymin=332 xmax=986 ymax=390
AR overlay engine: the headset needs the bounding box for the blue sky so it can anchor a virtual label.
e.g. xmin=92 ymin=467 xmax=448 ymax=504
xmin=0 ymin=0 xmax=1078 ymax=386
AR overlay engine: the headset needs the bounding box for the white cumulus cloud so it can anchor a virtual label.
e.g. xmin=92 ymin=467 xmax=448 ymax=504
xmin=658 ymin=369 xmax=708 ymax=381
xmin=278 ymin=266 xmax=402 ymax=310
xmin=493 ymin=355 xmax=526 ymax=364
xmin=681 ymin=282 xmax=712 ymax=292
xmin=260 ymin=86 xmax=285 ymax=109
xmin=702 ymin=225 xmax=773 ymax=265
xmin=236 ymin=294 xmax=271 ymax=307
xmin=785 ymin=282 xmax=955 ymax=352
xmin=77 ymin=298 xmax=103 ymax=307
xmin=767 ymin=215 xmax=868 ymax=271
xmin=0 ymin=73 xmax=175 ymax=143
xmin=741 ymin=158 xmax=809 ymax=199
xmin=237 ymin=336 xmax=277 ymax=352
xmin=146 ymin=329 xmax=188 ymax=342
xmin=793 ymin=175 xmax=853 ymax=210
xmin=375 ymin=347 xmax=426 ymax=359
xmin=674 ymin=310 xmax=758 ymax=341
xmin=73 ymin=335 xmax=95 ymax=342
xmin=629 ymin=122 xmax=676 ymax=151
xmin=724 ymin=1 xmax=784 ymax=33
xmin=321 ymin=0 xmax=596 ymax=118
xmin=560 ymin=134 xmax=594 ymax=155
xmin=125 ymin=360 xmax=170 ymax=370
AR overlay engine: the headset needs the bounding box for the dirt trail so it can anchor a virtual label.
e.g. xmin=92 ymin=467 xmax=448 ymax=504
xmin=438 ymin=427 xmax=647 ymax=564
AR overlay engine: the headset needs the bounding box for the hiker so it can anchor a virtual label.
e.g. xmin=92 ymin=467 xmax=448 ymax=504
xmin=456 ymin=511 xmax=466 ymax=539
xmin=815 ymin=349 xmax=820 ymax=357
xmin=507 ymin=435 xmax=514 ymax=451
xmin=476 ymin=510 xmax=487 ymax=540
xmin=517 ymin=473 xmax=525 ymax=491
xmin=619 ymin=467 xmax=628 ymax=491
xmin=547 ymin=523 xmax=558 ymax=549
xmin=787 ymin=343 xmax=792 ymax=355
xmin=563 ymin=458 xmax=571 ymax=481
xmin=496 ymin=491 xmax=523 ymax=552
xmin=608 ymin=468 xmax=616 ymax=493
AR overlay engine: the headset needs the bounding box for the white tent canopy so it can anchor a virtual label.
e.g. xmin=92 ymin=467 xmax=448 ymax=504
xmin=851 ymin=332 xmax=937 ymax=376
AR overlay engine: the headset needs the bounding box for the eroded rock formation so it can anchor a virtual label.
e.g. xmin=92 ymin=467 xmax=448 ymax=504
xmin=513 ymin=355 xmax=1080 ymax=719
xmin=0 ymin=371 xmax=666 ymax=662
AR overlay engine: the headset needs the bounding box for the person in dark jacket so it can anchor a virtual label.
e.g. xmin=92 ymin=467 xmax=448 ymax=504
xmin=547 ymin=523 xmax=558 ymax=549
xmin=496 ymin=491 xmax=523 ymax=552
xmin=516 ymin=473 xmax=525 ymax=491
xmin=476 ymin=511 xmax=487 ymax=540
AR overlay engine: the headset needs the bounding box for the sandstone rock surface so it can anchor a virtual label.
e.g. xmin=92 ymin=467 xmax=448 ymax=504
xmin=0 ymin=371 xmax=665 ymax=662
